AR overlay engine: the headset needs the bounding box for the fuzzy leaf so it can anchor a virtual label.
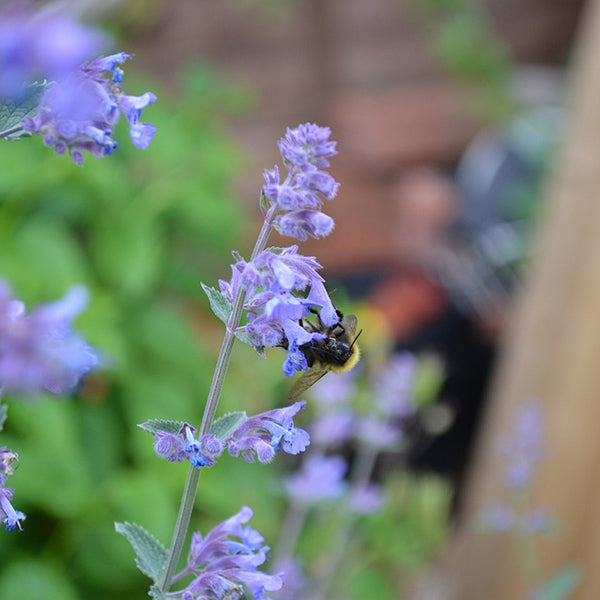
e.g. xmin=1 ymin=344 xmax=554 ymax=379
xmin=535 ymin=566 xmax=581 ymax=600
xmin=0 ymin=82 xmax=49 ymax=139
xmin=201 ymin=283 xmax=264 ymax=354
xmin=114 ymin=521 xmax=168 ymax=582
xmin=149 ymin=584 xmax=168 ymax=600
xmin=138 ymin=419 xmax=185 ymax=436
xmin=0 ymin=403 xmax=7 ymax=432
xmin=210 ymin=411 xmax=248 ymax=439
xmin=202 ymin=283 xmax=232 ymax=324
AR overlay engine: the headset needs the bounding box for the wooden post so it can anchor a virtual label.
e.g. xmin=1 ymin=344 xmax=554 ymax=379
xmin=438 ymin=0 xmax=600 ymax=597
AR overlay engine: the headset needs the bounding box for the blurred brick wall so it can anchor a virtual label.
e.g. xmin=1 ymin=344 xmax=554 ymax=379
xmin=129 ymin=0 xmax=583 ymax=274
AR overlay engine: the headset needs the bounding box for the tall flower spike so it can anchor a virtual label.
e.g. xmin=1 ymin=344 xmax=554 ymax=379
xmin=169 ymin=507 xmax=283 ymax=600
xmin=262 ymin=123 xmax=339 ymax=241
xmin=21 ymin=52 xmax=156 ymax=164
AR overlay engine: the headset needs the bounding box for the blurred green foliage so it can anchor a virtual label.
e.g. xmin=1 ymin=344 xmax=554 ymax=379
xmin=0 ymin=65 xmax=285 ymax=600
xmin=412 ymin=0 xmax=514 ymax=124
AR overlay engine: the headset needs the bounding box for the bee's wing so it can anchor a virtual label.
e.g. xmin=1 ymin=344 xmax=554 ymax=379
xmin=287 ymin=365 xmax=331 ymax=400
xmin=341 ymin=314 xmax=358 ymax=339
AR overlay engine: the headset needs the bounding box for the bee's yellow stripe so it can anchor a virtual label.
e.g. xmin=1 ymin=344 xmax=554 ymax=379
xmin=329 ymin=344 xmax=360 ymax=374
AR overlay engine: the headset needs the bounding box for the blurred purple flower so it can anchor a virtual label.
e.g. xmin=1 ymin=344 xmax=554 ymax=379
xmin=521 ymin=509 xmax=555 ymax=535
xmin=310 ymin=410 xmax=354 ymax=449
xmin=21 ymin=52 xmax=156 ymax=164
xmin=499 ymin=399 xmax=545 ymax=490
xmin=285 ymin=454 xmax=347 ymax=505
xmin=355 ymin=415 xmax=402 ymax=451
xmin=349 ymin=484 xmax=384 ymax=515
xmin=0 ymin=283 xmax=97 ymax=395
xmin=270 ymin=557 xmax=308 ymax=600
xmin=373 ymin=352 xmax=418 ymax=418
xmin=308 ymin=369 xmax=356 ymax=405
xmin=0 ymin=2 xmax=104 ymax=100
xmin=170 ymin=506 xmax=283 ymax=600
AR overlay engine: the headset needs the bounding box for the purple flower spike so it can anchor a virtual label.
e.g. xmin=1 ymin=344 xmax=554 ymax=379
xmin=0 ymin=282 xmax=97 ymax=395
xmin=172 ymin=507 xmax=283 ymax=600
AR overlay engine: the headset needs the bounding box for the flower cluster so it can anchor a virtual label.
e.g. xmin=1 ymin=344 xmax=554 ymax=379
xmin=0 ymin=446 xmax=24 ymax=531
xmin=263 ymin=123 xmax=339 ymax=241
xmin=219 ymin=246 xmax=338 ymax=377
xmin=169 ymin=506 xmax=282 ymax=600
xmin=151 ymin=401 xmax=310 ymax=469
xmin=0 ymin=2 xmax=104 ymax=100
xmin=285 ymin=454 xmax=347 ymax=506
xmin=22 ymin=52 xmax=157 ymax=165
xmin=0 ymin=282 xmax=97 ymax=395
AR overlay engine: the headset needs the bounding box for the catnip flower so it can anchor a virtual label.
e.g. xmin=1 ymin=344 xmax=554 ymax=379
xmin=0 ymin=283 xmax=97 ymax=395
xmin=0 ymin=446 xmax=24 ymax=531
xmin=151 ymin=401 xmax=310 ymax=468
xmin=263 ymin=123 xmax=339 ymax=241
xmin=21 ymin=52 xmax=156 ymax=164
xmin=373 ymin=352 xmax=418 ymax=418
xmin=0 ymin=2 xmax=104 ymax=100
xmin=168 ymin=506 xmax=283 ymax=600
xmin=285 ymin=454 xmax=347 ymax=505
xmin=219 ymin=246 xmax=338 ymax=376
xmin=349 ymin=484 xmax=384 ymax=515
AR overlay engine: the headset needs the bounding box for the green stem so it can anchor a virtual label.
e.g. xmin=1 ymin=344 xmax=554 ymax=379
xmin=159 ymin=205 xmax=278 ymax=592
xmin=318 ymin=447 xmax=378 ymax=599
xmin=0 ymin=125 xmax=23 ymax=139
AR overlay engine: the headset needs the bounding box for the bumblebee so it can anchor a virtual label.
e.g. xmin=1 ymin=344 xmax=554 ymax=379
xmin=286 ymin=309 xmax=361 ymax=400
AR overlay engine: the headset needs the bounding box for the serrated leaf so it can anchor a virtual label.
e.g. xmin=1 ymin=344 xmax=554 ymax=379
xmin=0 ymin=82 xmax=49 ymax=139
xmin=149 ymin=584 xmax=168 ymax=600
xmin=201 ymin=283 xmax=263 ymax=353
xmin=535 ymin=565 xmax=581 ymax=600
xmin=0 ymin=403 xmax=7 ymax=432
xmin=210 ymin=411 xmax=248 ymax=439
xmin=138 ymin=419 xmax=185 ymax=436
xmin=201 ymin=283 xmax=232 ymax=325
xmin=114 ymin=521 xmax=168 ymax=582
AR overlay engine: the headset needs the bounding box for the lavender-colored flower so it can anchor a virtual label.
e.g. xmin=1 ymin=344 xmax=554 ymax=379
xmin=0 ymin=446 xmax=24 ymax=532
xmin=262 ymin=123 xmax=339 ymax=241
xmin=355 ymin=415 xmax=403 ymax=451
xmin=151 ymin=403 xmax=309 ymax=468
xmin=227 ymin=401 xmax=310 ymax=463
xmin=521 ymin=509 xmax=555 ymax=535
xmin=310 ymin=410 xmax=355 ymax=449
xmin=0 ymin=283 xmax=97 ymax=395
xmin=285 ymin=454 xmax=347 ymax=505
xmin=21 ymin=52 xmax=156 ymax=164
xmin=499 ymin=400 xmax=545 ymax=490
xmin=170 ymin=506 xmax=283 ymax=600
xmin=349 ymin=484 xmax=384 ymax=515
xmin=373 ymin=352 xmax=418 ymax=418
xmin=0 ymin=2 xmax=104 ymax=100
xmin=308 ymin=369 xmax=356 ymax=406
xmin=221 ymin=246 xmax=338 ymax=376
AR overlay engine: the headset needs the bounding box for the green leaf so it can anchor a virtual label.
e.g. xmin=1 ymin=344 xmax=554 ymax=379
xmin=535 ymin=566 xmax=581 ymax=600
xmin=0 ymin=82 xmax=50 ymax=139
xmin=149 ymin=584 xmax=168 ymax=600
xmin=114 ymin=521 xmax=168 ymax=582
xmin=138 ymin=419 xmax=185 ymax=436
xmin=0 ymin=403 xmax=7 ymax=432
xmin=201 ymin=283 xmax=264 ymax=354
xmin=210 ymin=411 xmax=248 ymax=439
xmin=201 ymin=283 xmax=232 ymax=324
